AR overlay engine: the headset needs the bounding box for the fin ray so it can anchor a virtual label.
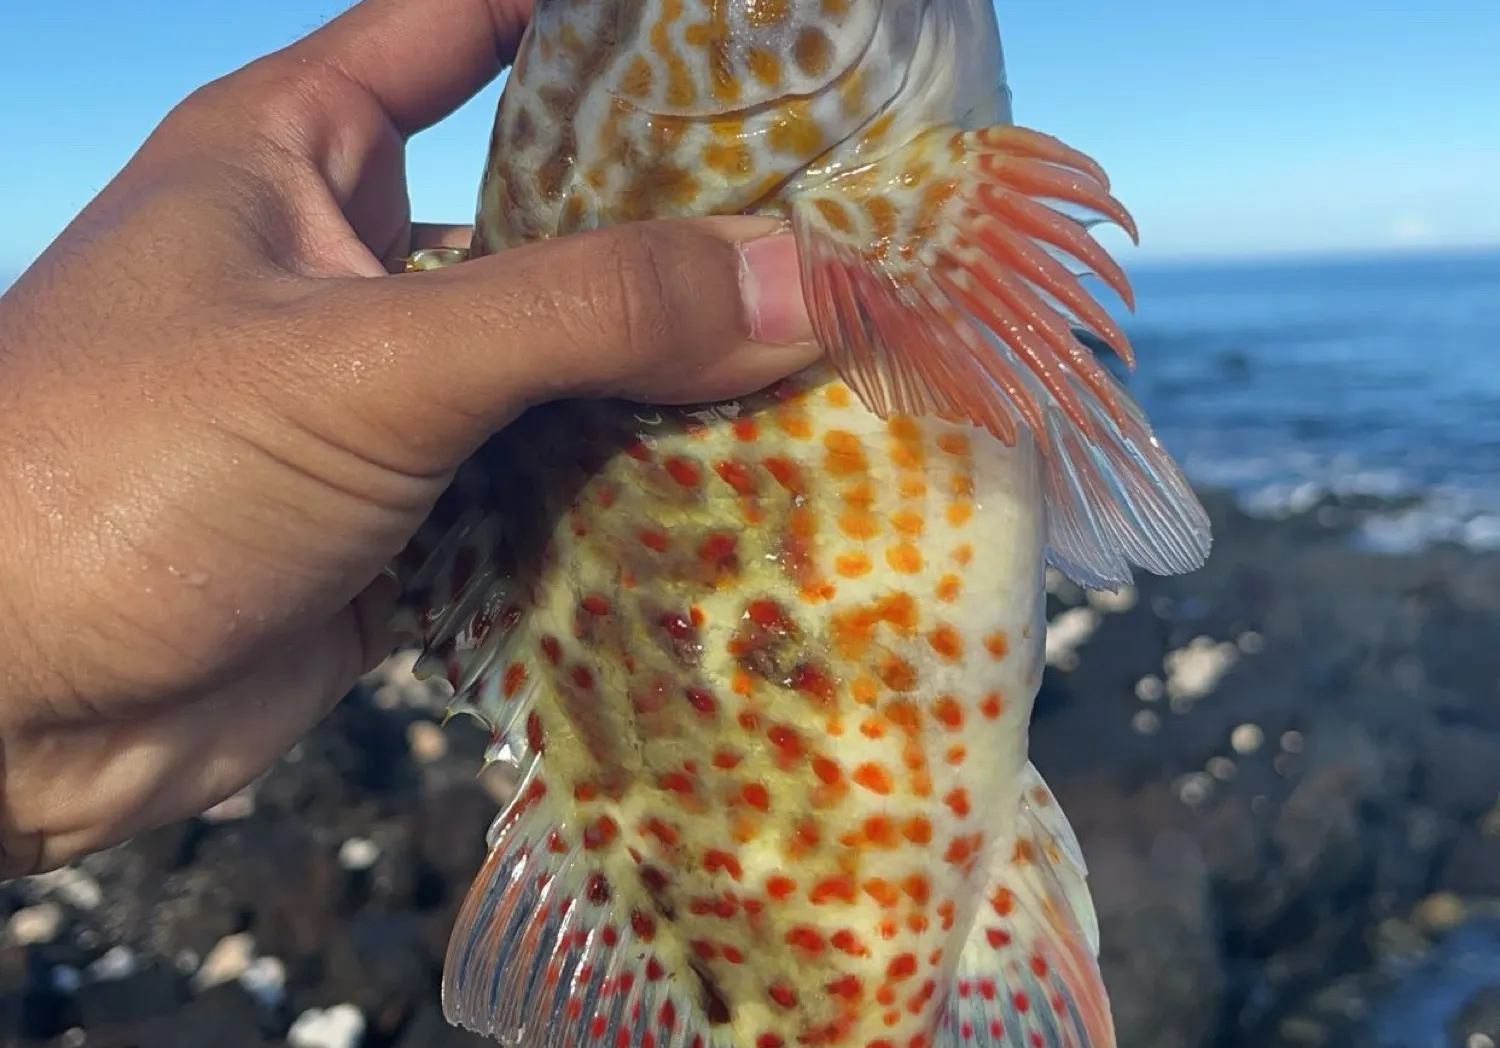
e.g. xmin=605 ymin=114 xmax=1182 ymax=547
xmin=792 ymin=123 xmax=1211 ymax=588
xmin=939 ymin=783 xmax=1114 ymax=1048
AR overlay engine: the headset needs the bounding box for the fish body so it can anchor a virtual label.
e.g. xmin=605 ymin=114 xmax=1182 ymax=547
xmin=394 ymin=1 xmax=1213 ymax=1047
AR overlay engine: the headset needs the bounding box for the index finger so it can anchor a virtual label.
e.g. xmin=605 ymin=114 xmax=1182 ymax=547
xmin=283 ymin=0 xmax=532 ymax=136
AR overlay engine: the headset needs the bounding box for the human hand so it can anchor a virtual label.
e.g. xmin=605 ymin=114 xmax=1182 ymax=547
xmin=0 ymin=0 xmax=817 ymax=878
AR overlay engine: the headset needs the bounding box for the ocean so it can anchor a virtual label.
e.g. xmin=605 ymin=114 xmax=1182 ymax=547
xmin=1108 ymin=248 xmax=1500 ymax=554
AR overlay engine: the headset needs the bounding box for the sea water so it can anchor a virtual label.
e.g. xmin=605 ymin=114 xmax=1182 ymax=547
xmin=1108 ymin=248 xmax=1500 ymax=553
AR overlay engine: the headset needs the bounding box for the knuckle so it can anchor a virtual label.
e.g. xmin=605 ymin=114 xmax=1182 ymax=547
xmin=603 ymin=224 xmax=679 ymax=360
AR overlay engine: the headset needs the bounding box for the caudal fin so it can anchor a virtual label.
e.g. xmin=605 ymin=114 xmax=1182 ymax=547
xmin=791 ymin=124 xmax=1211 ymax=589
xmin=939 ymin=762 xmax=1114 ymax=1048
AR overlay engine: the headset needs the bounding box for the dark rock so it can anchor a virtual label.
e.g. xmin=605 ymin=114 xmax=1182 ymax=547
xmin=72 ymin=961 xmax=186 ymax=1028
xmin=320 ymin=914 xmax=433 ymax=1038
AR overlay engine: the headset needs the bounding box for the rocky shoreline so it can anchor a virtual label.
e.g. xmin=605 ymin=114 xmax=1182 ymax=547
xmin=2 ymin=486 xmax=1498 ymax=1048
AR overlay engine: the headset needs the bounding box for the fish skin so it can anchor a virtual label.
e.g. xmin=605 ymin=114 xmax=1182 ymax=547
xmin=391 ymin=0 xmax=1213 ymax=1046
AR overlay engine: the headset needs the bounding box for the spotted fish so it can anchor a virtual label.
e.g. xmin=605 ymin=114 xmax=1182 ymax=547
xmin=393 ymin=0 xmax=1212 ymax=1044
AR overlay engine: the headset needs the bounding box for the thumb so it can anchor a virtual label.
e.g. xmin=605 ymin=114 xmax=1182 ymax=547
xmin=311 ymin=214 xmax=820 ymax=474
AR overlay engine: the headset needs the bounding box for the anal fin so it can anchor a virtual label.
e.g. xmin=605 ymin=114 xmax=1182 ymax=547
xmin=443 ymin=774 xmax=710 ymax=1048
xmin=940 ymin=776 xmax=1114 ymax=1048
xmin=791 ymin=123 xmax=1211 ymax=589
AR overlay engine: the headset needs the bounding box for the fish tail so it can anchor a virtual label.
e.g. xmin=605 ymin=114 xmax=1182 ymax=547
xmin=939 ymin=762 xmax=1114 ymax=1048
xmin=790 ymin=123 xmax=1211 ymax=589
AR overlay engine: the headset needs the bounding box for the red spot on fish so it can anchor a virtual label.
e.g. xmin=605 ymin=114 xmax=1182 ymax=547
xmin=590 ymin=1014 xmax=608 ymax=1039
xmin=581 ymin=594 xmax=611 ymax=616
xmin=640 ymin=528 xmax=670 ymax=552
xmin=723 ymin=946 xmax=744 ymax=964
xmin=768 ymin=723 xmax=804 ymax=763
xmin=810 ymin=874 xmax=856 ymax=904
xmin=697 ymin=532 xmax=738 ymax=573
xmin=526 ymin=711 xmax=545 ymax=754
xmin=980 ymin=692 xmax=1004 ymax=719
xmin=742 ymin=783 xmax=771 ymax=811
xmin=572 ymin=666 xmax=595 ymax=690
xmin=1012 ymin=991 xmax=1030 ymax=1014
xmin=658 ymin=771 xmax=695 ymax=794
xmin=769 ymin=983 xmax=798 ymax=1009
xmin=712 ymin=748 xmax=742 ymax=770
xmin=732 ymin=418 xmax=758 ymax=442
xmin=831 ymin=929 xmax=868 ymax=956
xmin=827 ymin=974 xmax=861 ymax=999
xmin=811 ymin=756 xmax=842 ymax=784
xmin=585 ymin=873 xmax=611 ymax=905
xmin=666 ymin=457 xmax=701 ymax=487
xmin=986 ymin=928 xmax=1009 ymax=948
xmin=786 ymin=925 xmax=824 ymax=954
xmin=540 ymin=636 xmax=562 ymax=665
xmin=641 ymin=866 xmax=669 ymax=893
xmin=758 ymin=1035 xmax=784 ymax=1048
xmin=766 ymin=875 xmax=797 ymax=900
xmin=991 ymin=887 xmax=1015 ymax=916
xmin=631 ymin=909 xmax=657 ymax=942
xmin=764 ymin=456 xmax=804 ymax=494
xmin=685 ymin=687 xmax=717 ymax=715
xmin=626 ymin=439 xmax=652 ymax=461
xmin=582 ymin=816 xmax=619 ymax=850
xmin=715 ymin=459 xmax=759 ymax=495
xmin=660 ymin=1001 xmax=677 ymax=1028
xmin=502 ymin=661 xmax=528 ymax=698
xmin=790 ymin=662 xmax=837 ymax=704
xmin=885 ymin=952 xmax=918 ymax=982
xmin=703 ymin=850 xmax=742 ymax=880
xmin=574 ymin=782 xmax=598 ymax=802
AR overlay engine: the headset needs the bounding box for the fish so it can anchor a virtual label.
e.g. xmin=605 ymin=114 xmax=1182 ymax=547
xmin=391 ymin=0 xmax=1213 ymax=1045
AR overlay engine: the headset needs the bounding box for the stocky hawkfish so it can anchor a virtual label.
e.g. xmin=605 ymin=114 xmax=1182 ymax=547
xmin=392 ymin=0 xmax=1212 ymax=1044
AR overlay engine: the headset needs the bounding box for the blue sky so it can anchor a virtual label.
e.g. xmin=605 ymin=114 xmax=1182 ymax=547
xmin=2 ymin=0 xmax=1497 ymax=284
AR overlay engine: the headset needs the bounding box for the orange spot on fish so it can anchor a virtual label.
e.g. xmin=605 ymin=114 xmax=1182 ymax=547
xmin=768 ymin=983 xmax=798 ymax=1009
xmin=946 ymin=501 xmax=974 ymax=527
xmin=732 ymin=417 xmax=759 ymax=442
xmin=902 ymin=817 xmax=932 ymax=844
xmin=825 ymin=384 xmax=853 ymax=406
xmin=786 ymin=925 xmax=824 ymax=954
xmin=878 ymin=655 xmax=918 ymax=692
xmin=980 ymin=692 xmax=1004 ymax=719
xmin=887 ymin=543 xmax=923 ymax=574
xmin=859 ymin=718 xmax=886 ymax=740
xmin=836 ymin=551 xmax=872 ymax=578
xmin=891 ymin=509 xmax=924 ymax=536
xmin=953 ymin=544 xmax=973 ymax=566
xmin=823 ymin=430 xmax=868 ymax=475
xmin=863 ymin=878 xmax=900 ymax=908
xmin=811 ymin=756 xmax=842 ymax=786
xmin=810 ymin=874 xmax=856 ymax=904
xmin=929 ymin=695 xmax=963 ymax=729
xmin=944 ymin=787 xmax=971 ymax=818
xmin=937 ymin=433 xmax=971 ymax=456
xmin=935 ymin=574 xmax=961 ymax=603
xmin=838 ymin=509 xmax=878 ymax=540
xmin=852 ymin=763 xmax=894 ymax=795
xmin=945 ymin=744 xmax=967 ymax=765
xmin=984 ymin=631 xmax=1009 ymax=658
xmin=928 ymin=626 xmax=963 ymax=661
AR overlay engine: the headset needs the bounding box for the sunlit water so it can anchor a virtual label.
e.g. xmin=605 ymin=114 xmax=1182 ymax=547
xmin=1108 ymin=249 xmax=1500 ymax=553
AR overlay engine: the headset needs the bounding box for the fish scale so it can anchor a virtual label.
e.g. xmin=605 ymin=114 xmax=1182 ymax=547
xmin=393 ymin=0 xmax=1212 ymax=1044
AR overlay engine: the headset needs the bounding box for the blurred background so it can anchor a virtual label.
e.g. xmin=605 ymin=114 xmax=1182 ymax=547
xmin=2 ymin=2 xmax=1499 ymax=1048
